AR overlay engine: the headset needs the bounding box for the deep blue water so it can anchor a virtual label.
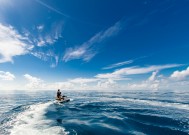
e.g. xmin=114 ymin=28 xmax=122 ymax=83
xmin=0 ymin=90 xmax=188 ymax=135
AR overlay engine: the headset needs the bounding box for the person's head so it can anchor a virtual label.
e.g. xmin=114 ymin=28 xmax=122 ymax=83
xmin=58 ymin=89 xmax=60 ymax=91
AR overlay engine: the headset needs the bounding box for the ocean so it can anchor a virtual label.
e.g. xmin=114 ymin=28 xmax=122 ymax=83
xmin=0 ymin=90 xmax=188 ymax=135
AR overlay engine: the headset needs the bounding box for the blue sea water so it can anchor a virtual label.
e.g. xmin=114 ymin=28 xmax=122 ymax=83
xmin=0 ymin=90 xmax=188 ymax=135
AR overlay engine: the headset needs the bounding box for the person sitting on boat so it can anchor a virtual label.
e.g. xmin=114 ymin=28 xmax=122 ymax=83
xmin=57 ymin=89 xmax=61 ymax=100
xmin=57 ymin=89 xmax=67 ymax=100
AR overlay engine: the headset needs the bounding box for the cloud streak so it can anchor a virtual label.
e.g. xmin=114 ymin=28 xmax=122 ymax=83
xmin=102 ymin=56 xmax=147 ymax=70
xmin=35 ymin=0 xmax=70 ymax=18
xmin=103 ymin=60 xmax=134 ymax=70
xmin=96 ymin=64 xmax=182 ymax=79
xmin=63 ymin=20 xmax=123 ymax=62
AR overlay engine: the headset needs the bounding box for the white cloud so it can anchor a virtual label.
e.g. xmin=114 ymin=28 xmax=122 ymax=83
xmin=24 ymin=74 xmax=44 ymax=89
xmin=96 ymin=64 xmax=181 ymax=79
xmin=63 ymin=20 xmax=123 ymax=62
xmin=37 ymin=36 xmax=46 ymax=47
xmin=97 ymin=79 xmax=118 ymax=90
xmin=37 ymin=25 xmax=44 ymax=31
xmin=7 ymin=65 xmax=187 ymax=91
xmin=45 ymin=35 xmax=55 ymax=44
xmin=114 ymin=65 xmax=180 ymax=75
xmin=170 ymin=67 xmax=189 ymax=81
xmin=50 ymin=55 xmax=59 ymax=68
xmin=63 ymin=46 xmax=90 ymax=62
xmin=102 ymin=56 xmax=147 ymax=70
xmin=127 ymin=71 xmax=160 ymax=90
xmin=30 ymin=52 xmax=48 ymax=61
xmin=48 ymin=81 xmax=74 ymax=90
xmin=23 ymin=74 xmax=75 ymax=90
xmin=35 ymin=22 xmax=63 ymax=47
xmin=4 ymin=64 xmax=185 ymax=91
xmin=103 ymin=60 xmax=134 ymax=70
xmin=23 ymin=22 xmax=63 ymax=67
xmin=69 ymin=77 xmax=98 ymax=84
xmin=22 ymin=74 xmax=119 ymax=91
xmin=95 ymin=72 xmax=122 ymax=80
xmin=22 ymin=28 xmax=30 ymax=37
xmin=148 ymin=70 xmax=158 ymax=81
xmin=31 ymin=50 xmax=59 ymax=68
xmin=0 ymin=71 xmax=15 ymax=80
xmin=124 ymin=68 xmax=189 ymax=91
xmin=0 ymin=23 xmax=33 ymax=63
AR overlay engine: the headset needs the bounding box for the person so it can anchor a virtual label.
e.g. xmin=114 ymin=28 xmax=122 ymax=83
xmin=57 ymin=89 xmax=61 ymax=100
xmin=57 ymin=89 xmax=66 ymax=100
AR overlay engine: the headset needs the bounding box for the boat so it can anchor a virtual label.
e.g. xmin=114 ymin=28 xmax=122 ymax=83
xmin=55 ymin=97 xmax=70 ymax=103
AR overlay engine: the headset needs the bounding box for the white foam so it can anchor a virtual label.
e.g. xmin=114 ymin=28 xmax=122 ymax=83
xmin=10 ymin=102 xmax=69 ymax=135
xmin=98 ymin=97 xmax=189 ymax=111
xmin=125 ymin=98 xmax=189 ymax=111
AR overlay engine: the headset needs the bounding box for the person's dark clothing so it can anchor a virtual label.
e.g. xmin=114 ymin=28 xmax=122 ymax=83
xmin=57 ymin=91 xmax=61 ymax=98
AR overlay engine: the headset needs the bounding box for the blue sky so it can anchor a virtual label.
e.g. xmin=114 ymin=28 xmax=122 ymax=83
xmin=0 ymin=0 xmax=189 ymax=91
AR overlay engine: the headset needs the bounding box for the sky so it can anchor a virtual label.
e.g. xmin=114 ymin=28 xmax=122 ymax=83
xmin=0 ymin=0 xmax=189 ymax=91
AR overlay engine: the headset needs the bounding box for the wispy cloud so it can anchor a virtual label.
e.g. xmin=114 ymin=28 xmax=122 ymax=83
xmin=0 ymin=71 xmax=15 ymax=80
xmin=36 ymin=24 xmax=44 ymax=32
xmin=34 ymin=22 xmax=63 ymax=47
xmin=50 ymin=55 xmax=59 ymax=68
xmin=102 ymin=56 xmax=147 ymax=70
xmin=0 ymin=23 xmax=33 ymax=63
xmin=103 ymin=60 xmax=134 ymax=70
xmin=63 ymin=45 xmax=95 ymax=62
xmin=96 ymin=64 xmax=182 ymax=79
xmin=31 ymin=50 xmax=59 ymax=68
xmin=30 ymin=22 xmax=63 ymax=67
xmin=63 ymin=20 xmax=124 ymax=62
xmin=31 ymin=52 xmax=49 ymax=61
